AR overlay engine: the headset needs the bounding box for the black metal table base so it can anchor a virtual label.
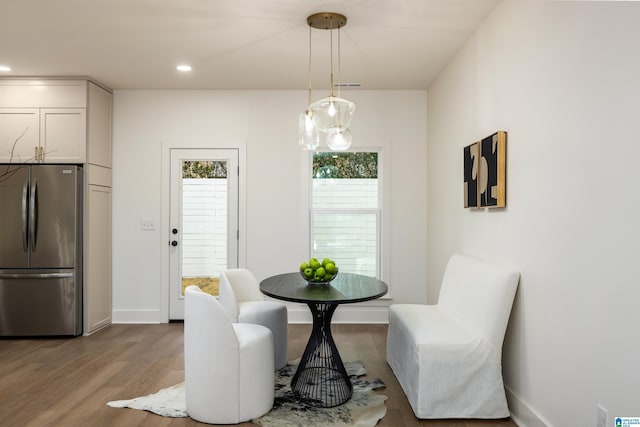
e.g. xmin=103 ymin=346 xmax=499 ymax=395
xmin=291 ymin=303 xmax=353 ymax=407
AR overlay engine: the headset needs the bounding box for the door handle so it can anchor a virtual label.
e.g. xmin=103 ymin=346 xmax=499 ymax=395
xmin=29 ymin=178 xmax=38 ymax=251
xmin=21 ymin=180 xmax=28 ymax=252
xmin=0 ymin=272 xmax=73 ymax=279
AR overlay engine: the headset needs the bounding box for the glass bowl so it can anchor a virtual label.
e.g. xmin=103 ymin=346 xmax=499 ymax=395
xmin=300 ymin=270 xmax=337 ymax=285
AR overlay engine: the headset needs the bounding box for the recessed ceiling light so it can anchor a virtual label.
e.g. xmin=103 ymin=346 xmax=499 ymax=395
xmin=176 ymin=64 xmax=192 ymax=72
xmin=0 ymin=65 xmax=11 ymax=72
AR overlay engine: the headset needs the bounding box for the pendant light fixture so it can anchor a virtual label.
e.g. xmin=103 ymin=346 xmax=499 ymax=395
xmin=299 ymin=24 xmax=320 ymax=150
xmin=299 ymin=12 xmax=355 ymax=151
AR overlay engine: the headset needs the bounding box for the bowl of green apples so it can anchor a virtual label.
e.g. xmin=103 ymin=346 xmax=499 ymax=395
xmin=299 ymin=257 xmax=339 ymax=285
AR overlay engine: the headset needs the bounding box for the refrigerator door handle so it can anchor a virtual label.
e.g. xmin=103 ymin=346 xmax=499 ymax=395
xmin=0 ymin=272 xmax=73 ymax=279
xmin=29 ymin=178 xmax=38 ymax=251
xmin=21 ymin=180 xmax=29 ymax=252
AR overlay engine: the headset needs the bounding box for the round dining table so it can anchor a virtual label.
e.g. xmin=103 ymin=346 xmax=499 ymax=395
xmin=259 ymin=271 xmax=388 ymax=407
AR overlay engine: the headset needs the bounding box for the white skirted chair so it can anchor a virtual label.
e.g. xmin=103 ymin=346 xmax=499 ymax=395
xmin=219 ymin=268 xmax=288 ymax=370
xmin=184 ymin=286 xmax=274 ymax=424
xmin=386 ymin=253 xmax=520 ymax=419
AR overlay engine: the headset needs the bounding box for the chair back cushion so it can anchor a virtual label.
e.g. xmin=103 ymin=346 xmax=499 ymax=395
xmin=219 ymin=271 xmax=240 ymax=321
xmin=437 ymin=254 xmax=520 ymax=347
xmin=221 ymin=268 xmax=264 ymax=304
xmin=185 ymin=285 xmax=238 ymax=346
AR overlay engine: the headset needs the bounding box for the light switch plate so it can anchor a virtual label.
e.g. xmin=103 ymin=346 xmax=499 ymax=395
xmin=141 ymin=219 xmax=156 ymax=230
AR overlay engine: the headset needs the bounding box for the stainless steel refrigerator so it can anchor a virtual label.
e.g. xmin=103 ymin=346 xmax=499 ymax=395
xmin=0 ymin=164 xmax=82 ymax=336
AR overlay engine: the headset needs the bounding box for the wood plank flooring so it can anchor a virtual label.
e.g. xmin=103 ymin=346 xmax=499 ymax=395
xmin=0 ymin=324 xmax=518 ymax=427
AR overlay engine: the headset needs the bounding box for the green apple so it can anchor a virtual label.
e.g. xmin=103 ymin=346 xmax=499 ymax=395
xmin=325 ymin=262 xmax=337 ymax=274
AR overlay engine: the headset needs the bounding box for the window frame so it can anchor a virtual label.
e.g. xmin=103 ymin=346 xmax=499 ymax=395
xmin=308 ymin=147 xmax=384 ymax=280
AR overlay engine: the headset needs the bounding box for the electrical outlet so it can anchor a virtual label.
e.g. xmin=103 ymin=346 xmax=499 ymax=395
xmin=141 ymin=218 xmax=156 ymax=231
xmin=597 ymin=404 xmax=608 ymax=427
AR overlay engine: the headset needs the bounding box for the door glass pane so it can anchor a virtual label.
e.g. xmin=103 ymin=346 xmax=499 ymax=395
xmin=181 ymin=160 xmax=227 ymax=296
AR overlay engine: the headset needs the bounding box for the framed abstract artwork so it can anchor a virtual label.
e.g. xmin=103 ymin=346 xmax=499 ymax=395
xmin=463 ymin=141 xmax=479 ymax=208
xmin=464 ymin=131 xmax=506 ymax=208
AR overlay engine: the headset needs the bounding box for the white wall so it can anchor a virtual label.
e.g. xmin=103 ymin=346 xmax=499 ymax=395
xmin=112 ymin=90 xmax=427 ymax=322
xmin=427 ymin=1 xmax=640 ymax=425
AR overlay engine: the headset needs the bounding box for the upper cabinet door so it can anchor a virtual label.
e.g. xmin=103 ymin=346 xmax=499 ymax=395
xmin=87 ymin=82 xmax=112 ymax=168
xmin=0 ymin=108 xmax=40 ymax=163
xmin=40 ymin=108 xmax=86 ymax=163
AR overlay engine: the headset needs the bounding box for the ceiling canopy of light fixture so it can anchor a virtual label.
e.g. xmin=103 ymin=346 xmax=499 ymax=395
xmin=299 ymin=12 xmax=355 ymax=151
xmin=307 ymin=12 xmax=347 ymax=30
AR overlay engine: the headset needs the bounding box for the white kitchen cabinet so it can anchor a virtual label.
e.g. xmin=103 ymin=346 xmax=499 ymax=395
xmin=87 ymin=82 xmax=112 ymax=168
xmin=40 ymin=108 xmax=87 ymax=163
xmin=0 ymin=108 xmax=40 ymax=162
xmin=0 ymin=79 xmax=113 ymax=164
xmin=83 ymin=83 xmax=113 ymax=334
xmin=83 ymin=82 xmax=113 ymax=334
xmin=0 ymin=107 xmax=86 ymax=163
xmin=84 ymin=171 xmax=112 ymax=334
xmin=0 ymin=79 xmax=88 ymax=163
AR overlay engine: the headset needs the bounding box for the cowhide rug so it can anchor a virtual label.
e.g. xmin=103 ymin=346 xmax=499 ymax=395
xmin=107 ymin=360 xmax=387 ymax=427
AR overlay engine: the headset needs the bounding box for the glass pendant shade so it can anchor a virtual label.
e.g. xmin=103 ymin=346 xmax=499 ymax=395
xmin=309 ymin=96 xmax=356 ymax=134
xmin=298 ymin=111 xmax=319 ymax=150
xmin=300 ymin=12 xmax=355 ymax=151
xmin=326 ymin=128 xmax=352 ymax=151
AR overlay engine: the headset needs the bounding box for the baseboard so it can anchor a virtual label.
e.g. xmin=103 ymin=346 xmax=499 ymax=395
xmin=506 ymin=386 xmax=552 ymax=427
xmin=83 ymin=321 xmax=111 ymax=336
xmin=287 ymin=305 xmax=390 ymax=324
xmin=111 ymin=309 xmax=162 ymax=324
xmin=111 ymin=306 xmax=389 ymax=324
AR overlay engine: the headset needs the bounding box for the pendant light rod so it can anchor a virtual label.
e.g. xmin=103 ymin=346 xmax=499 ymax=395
xmin=329 ymin=19 xmax=334 ymax=97
xmin=302 ymin=12 xmax=354 ymax=151
xmin=338 ymin=26 xmax=342 ymax=99
xmin=307 ymin=12 xmax=347 ymax=98
xmin=307 ymin=24 xmax=312 ymax=106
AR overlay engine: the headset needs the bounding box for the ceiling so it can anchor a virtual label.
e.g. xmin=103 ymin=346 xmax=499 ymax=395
xmin=0 ymin=0 xmax=499 ymax=90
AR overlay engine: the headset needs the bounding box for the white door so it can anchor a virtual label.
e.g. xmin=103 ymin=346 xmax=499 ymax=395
xmin=169 ymin=148 xmax=239 ymax=319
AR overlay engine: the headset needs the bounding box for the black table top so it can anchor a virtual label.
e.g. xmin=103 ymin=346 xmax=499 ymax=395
xmin=259 ymin=272 xmax=388 ymax=305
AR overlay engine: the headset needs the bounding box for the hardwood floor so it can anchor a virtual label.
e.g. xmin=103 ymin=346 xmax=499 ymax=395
xmin=0 ymin=324 xmax=518 ymax=427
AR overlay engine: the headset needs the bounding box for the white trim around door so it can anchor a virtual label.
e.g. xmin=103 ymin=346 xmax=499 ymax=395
xmin=160 ymin=139 xmax=246 ymax=323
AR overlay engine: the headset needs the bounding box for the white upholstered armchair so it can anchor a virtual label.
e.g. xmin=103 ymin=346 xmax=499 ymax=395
xmin=219 ymin=268 xmax=288 ymax=369
xmin=386 ymin=253 xmax=520 ymax=419
xmin=184 ymin=285 xmax=274 ymax=424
